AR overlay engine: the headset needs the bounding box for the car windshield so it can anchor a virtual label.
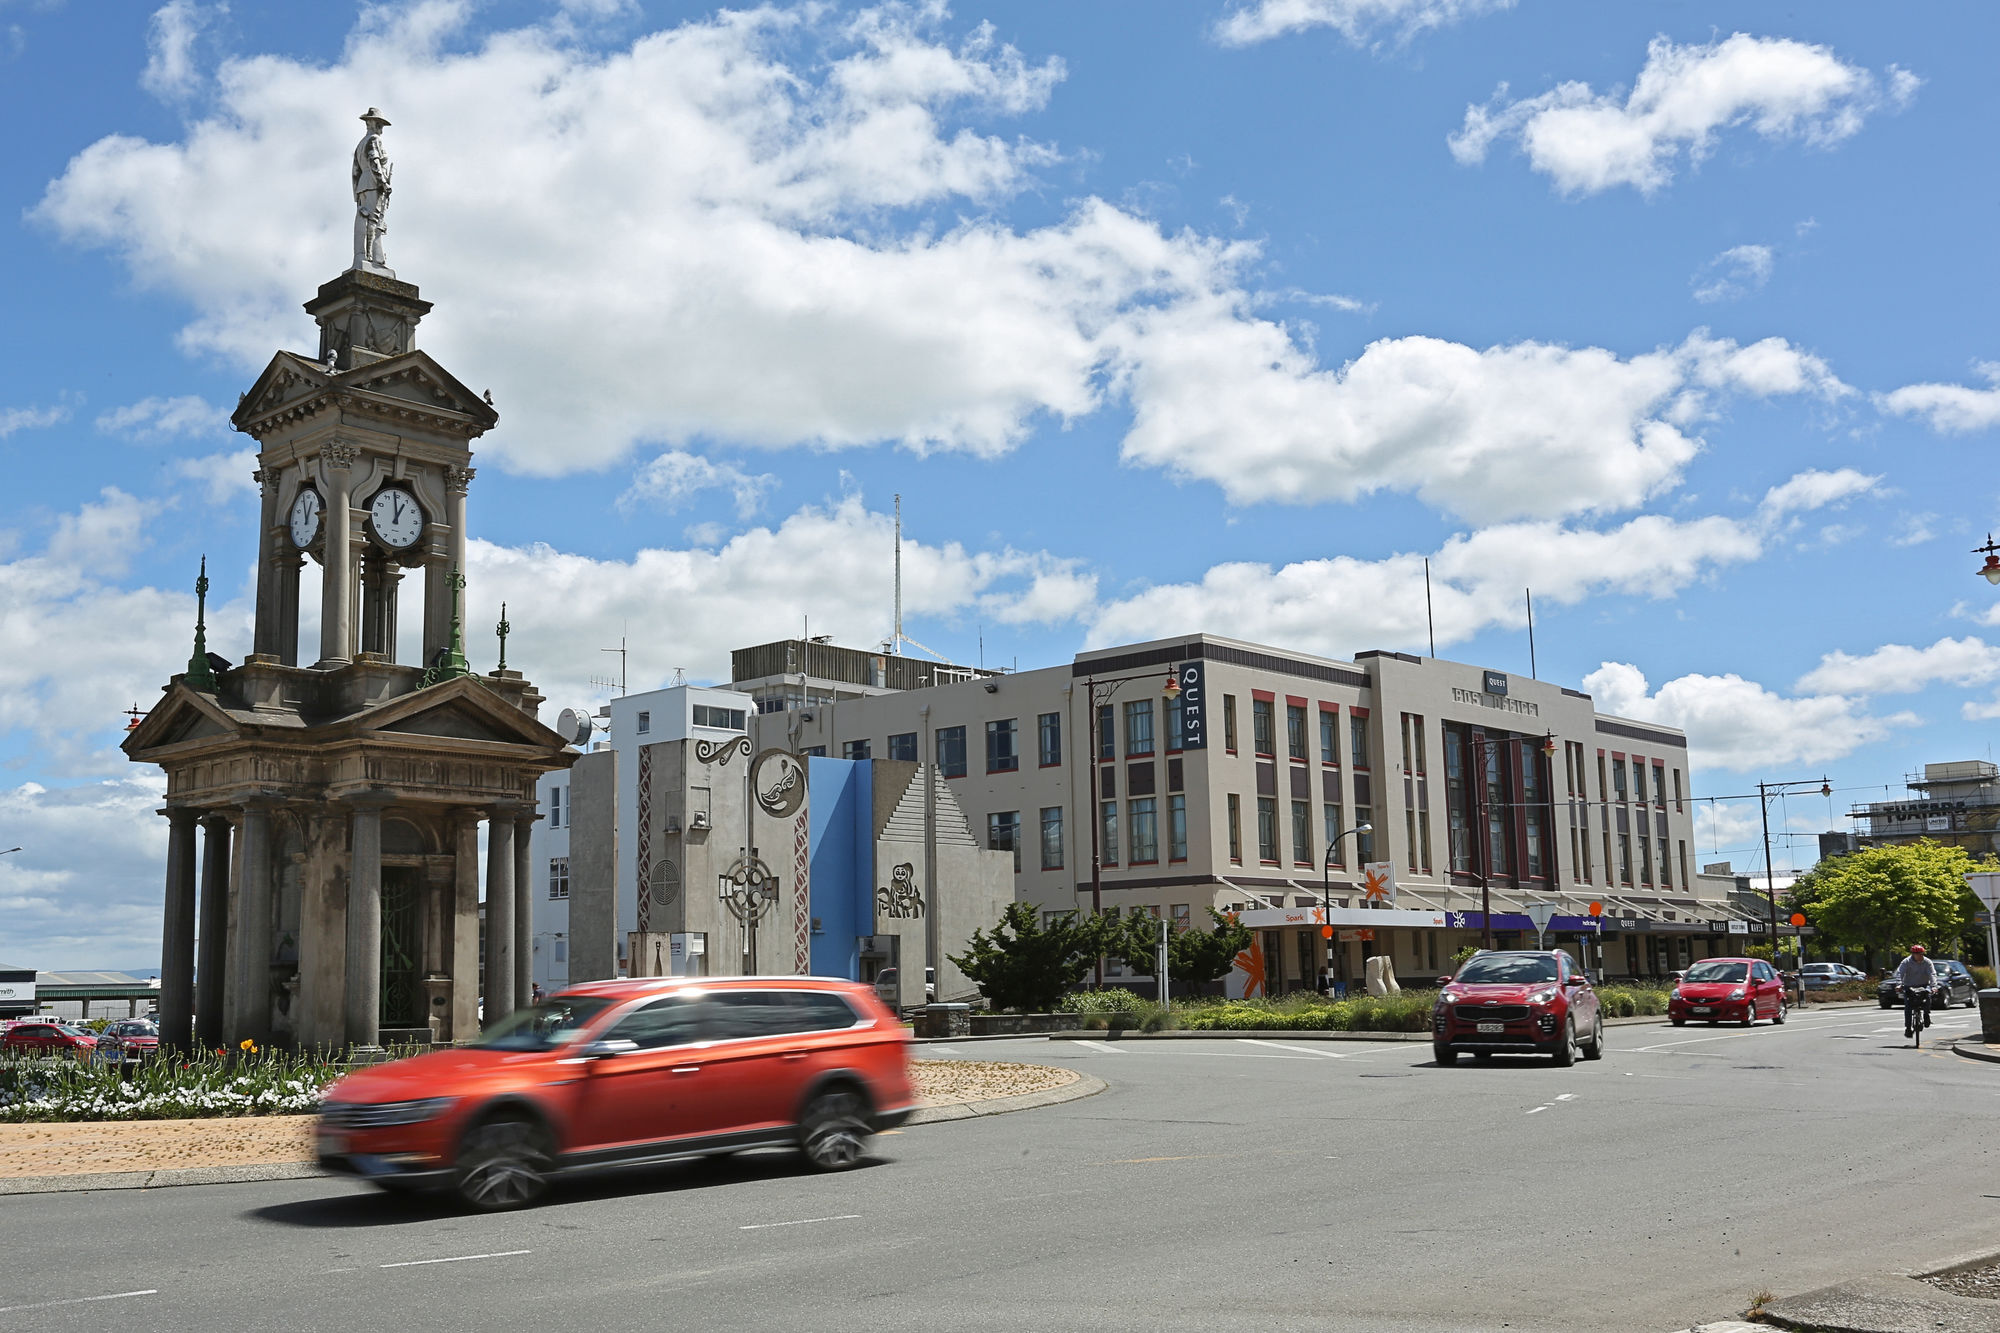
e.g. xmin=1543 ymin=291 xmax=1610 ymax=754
xmin=1454 ymin=955 xmax=1559 ymax=985
xmin=468 ymin=996 xmax=616 ymax=1051
xmin=1683 ymin=961 xmax=1748 ymax=984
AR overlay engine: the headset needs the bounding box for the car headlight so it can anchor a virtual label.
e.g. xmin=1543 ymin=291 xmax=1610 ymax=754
xmin=1728 ymin=988 xmax=1745 ymax=1000
xmin=357 ymin=1097 xmax=458 ymax=1126
xmin=1527 ymin=987 xmax=1559 ymax=1005
xmin=1670 ymin=987 xmax=1681 ymax=1001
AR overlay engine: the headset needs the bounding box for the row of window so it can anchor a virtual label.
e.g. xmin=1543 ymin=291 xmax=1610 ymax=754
xmin=1221 ymin=794 xmax=1379 ymax=867
xmin=836 ymin=712 xmax=1065 ymax=777
xmin=632 ymin=704 xmax=749 ymax=736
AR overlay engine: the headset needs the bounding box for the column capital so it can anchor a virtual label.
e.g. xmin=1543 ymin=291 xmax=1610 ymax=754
xmin=320 ymin=439 xmax=361 ymax=470
xmin=159 ymin=805 xmax=201 ymax=825
xmin=444 ymin=464 xmax=475 ymax=495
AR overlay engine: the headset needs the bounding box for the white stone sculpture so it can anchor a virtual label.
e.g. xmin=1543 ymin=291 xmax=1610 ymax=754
xmin=352 ymin=108 xmax=393 ymax=273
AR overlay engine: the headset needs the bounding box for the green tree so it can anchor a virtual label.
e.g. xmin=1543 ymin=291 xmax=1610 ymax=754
xmin=1788 ymin=840 xmax=1991 ymax=961
xmin=948 ymin=903 xmax=1110 ymax=1013
xmin=1104 ymin=909 xmax=1254 ymax=986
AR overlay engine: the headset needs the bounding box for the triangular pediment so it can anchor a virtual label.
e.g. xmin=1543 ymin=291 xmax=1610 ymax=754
xmin=359 ymin=676 xmax=569 ymax=751
xmin=232 ymin=352 xmax=331 ymax=429
xmin=121 ymin=685 xmax=244 ymax=757
xmin=380 ymin=702 xmax=515 ymax=742
xmin=348 ymin=352 xmax=495 ymax=425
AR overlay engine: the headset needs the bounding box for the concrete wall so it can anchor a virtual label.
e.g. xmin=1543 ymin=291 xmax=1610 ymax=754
xmin=567 ymin=749 xmax=618 ymax=982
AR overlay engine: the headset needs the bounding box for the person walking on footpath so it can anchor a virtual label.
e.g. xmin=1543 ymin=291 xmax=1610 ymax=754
xmin=1895 ymin=944 xmax=1938 ymax=1041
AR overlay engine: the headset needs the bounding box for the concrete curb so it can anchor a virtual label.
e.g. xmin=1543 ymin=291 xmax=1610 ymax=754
xmin=0 ymin=1075 xmax=1108 ymax=1196
xmin=904 ymin=1073 xmax=1107 ymax=1123
xmin=1950 ymin=1036 xmax=2000 ymax=1065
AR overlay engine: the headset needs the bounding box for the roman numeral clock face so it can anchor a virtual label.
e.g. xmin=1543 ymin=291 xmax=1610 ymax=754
xmin=368 ymin=487 xmax=425 ymax=549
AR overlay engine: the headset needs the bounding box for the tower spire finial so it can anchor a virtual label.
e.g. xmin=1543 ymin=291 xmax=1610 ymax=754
xmin=185 ymin=556 xmax=218 ymax=692
xmin=495 ymin=601 xmax=510 ymax=672
xmin=421 ymin=563 xmax=473 ymax=686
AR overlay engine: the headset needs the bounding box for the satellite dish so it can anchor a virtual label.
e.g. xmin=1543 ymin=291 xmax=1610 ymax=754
xmin=554 ymin=707 xmax=593 ymax=747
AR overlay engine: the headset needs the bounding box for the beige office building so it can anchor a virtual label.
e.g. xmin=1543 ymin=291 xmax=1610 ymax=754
xmin=740 ymin=634 xmax=1752 ymax=992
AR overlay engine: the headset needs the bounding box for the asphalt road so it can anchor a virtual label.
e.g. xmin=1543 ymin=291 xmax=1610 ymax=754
xmin=5 ymin=1005 xmax=1997 ymax=1333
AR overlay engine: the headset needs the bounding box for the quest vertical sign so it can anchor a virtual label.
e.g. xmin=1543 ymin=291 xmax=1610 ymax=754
xmin=1176 ymin=661 xmax=1208 ymax=750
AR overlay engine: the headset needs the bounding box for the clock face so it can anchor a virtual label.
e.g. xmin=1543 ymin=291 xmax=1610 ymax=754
xmin=288 ymin=489 xmax=322 ymax=548
xmin=369 ymin=488 xmax=425 ymax=549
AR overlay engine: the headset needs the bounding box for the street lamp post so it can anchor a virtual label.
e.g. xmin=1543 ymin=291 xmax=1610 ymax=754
xmin=1321 ymin=823 xmax=1373 ymax=995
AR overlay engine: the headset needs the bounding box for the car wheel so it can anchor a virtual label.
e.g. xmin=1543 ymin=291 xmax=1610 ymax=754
xmin=454 ymin=1112 xmax=551 ymax=1212
xmin=1434 ymin=1044 xmax=1458 ymax=1066
xmin=1582 ymin=1013 xmax=1604 ymax=1060
xmin=1670 ymin=1016 xmax=1686 ymax=1027
xmin=798 ymin=1086 xmax=873 ymax=1172
xmin=1772 ymin=996 xmax=1787 ymax=1025
xmin=1551 ymin=1020 xmax=1577 ymax=1067
xmin=1880 ymin=1000 xmax=1893 ymax=1009
xmin=1970 ymin=992 xmax=1981 ymax=1010
xmin=1739 ymin=1003 xmax=1756 ymax=1027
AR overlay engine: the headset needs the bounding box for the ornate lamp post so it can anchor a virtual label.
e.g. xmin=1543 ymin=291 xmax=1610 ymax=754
xmin=1976 ymin=535 xmax=2000 ymax=585
xmin=718 ymin=851 xmax=780 ymax=975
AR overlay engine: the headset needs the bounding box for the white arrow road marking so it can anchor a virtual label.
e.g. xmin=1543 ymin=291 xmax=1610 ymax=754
xmin=381 ymin=1251 xmax=530 ymax=1269
xmin=1237 ymin=1039 xmax=1350 ymax=1059
xmin=1526 ymin=1105 xmax=1550 ymax=1115
xmin=1555 ymin=1093 xmax=1577 ymax=1101
xmin=1074 ymin=1040 xmax=1128 ymax=1054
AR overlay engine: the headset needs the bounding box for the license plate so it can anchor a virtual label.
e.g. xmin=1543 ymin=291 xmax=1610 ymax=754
xmin=1477 ymin=1022 xmax=1504 ymax=1033
xmin=1692 ymin=1006 xmax=1711 ymax=1014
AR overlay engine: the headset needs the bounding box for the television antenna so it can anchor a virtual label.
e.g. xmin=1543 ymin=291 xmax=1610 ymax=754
xmin=885 ymin=493 xmax=950 ymax=663
xmin=597 ymin=635 xmax=628 ymax=696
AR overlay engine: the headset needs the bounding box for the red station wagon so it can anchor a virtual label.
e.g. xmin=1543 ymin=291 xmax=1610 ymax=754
xmin=317 ymin=976 xmax=916 ymax=1210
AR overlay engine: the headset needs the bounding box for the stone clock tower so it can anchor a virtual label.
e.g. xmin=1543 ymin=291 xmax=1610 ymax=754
xmin=124 ymin=111 xmax=575 ymax=1053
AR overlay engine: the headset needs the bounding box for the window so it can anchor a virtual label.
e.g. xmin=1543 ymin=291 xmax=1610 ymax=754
xmin=1617 ymin=833 xmax=1632 ymax=884
xmin=1323 ymin=803 xmax=1345 ymax=866
xmin=804 ymin=746 xmax=826 ymax=758
xmin=1417 ymin=808 xmax=1432 ymax=874
xmin=1319 ymin=709 xmax=1339 ymax=764
xmin=1349 ymin=713 xmax=1370 ymax=769
xmin=1098 ymin=705 xmax=1116 ymax=761
xmin=843 ymin=739 xmax=871 ymax=760
xmin=1252 ymin=698 xmax=1276 ymax=756
xmin=1597 ymin=753 xmax=1608 ymax=802
xmin=548 ymin=857 xmax=569 ymax=900
xmin=690 ymin=704 xmax=747 ymax=730
xmin=987 ymin=718 xmax=1019 ymax=773
xmin=1166 ymin=693 xmax=1185 ymax=750
xmin=603 ymin=994 xmax=701 ymax=1049
xmin=1672 ymin=767 xmax=1683 ymax=811
xmin=1171 ymin=903 xmax=1191 ymax=929
xmin=889 ymin=732 xmax=918 ymax=762
xmin=1411 ymin=716 xmax=1426 ymax=775
xmin=1633 ymin=761 xmax=1647 ymax=805
xmin=1400 ymin=714 xmax=1414 ymax=773
xmin=1444 ymin=726 xmax=1470 ymax=873
xmin=1612 ymin=758 xmax=1628 ymax=801
xmin=1678 ymin=840 xmax=1689 ymax=890
xmin=1223 ymin=695 xmax=1239 ymax=752
xmin=1101 ymin=801 xmax=1119 ymax=867
xmin=936 ymin=728 xmax=968 ymax=780
xmin=1521 ymin=744 xmax=1544 ymax=878
xmin=1129 ymin=797 xmax=1158 ymax=863
xmin=1654 ymin=763 xmax=1668 ymax=808
xmin=1257 ymin=796 xmax=1278 ymax=862
xmin=1227 ymin=794 xmax=1243 ymax=862
xmin=1291 ymin=799 xmax=1312 ymax=864
xmin=1355 ymin=803 xmax=1375 ymax=863
xmin=1168 ymin=793 xmax=1187 ymax=861
xmin=1125 ymin=700 xmax=1155 ymax=757
xmin=554 ymin=939 xmax=567 ymax=963
xmin=636 ymin=710 xmax=651 ymax=735
xmin=1040 ymin=806 xmax=1064 ymax=870
xmin=988 ymin=811 xmax=1021 ymax=873
xmin=1038 ymin=712 xmax=1062 ymax=767
xmin=1637 ymin=834 xmax=1652 ymax=885
xmin=548 ymin=785 xmax=562 ymax=829
xmin=1287 ymin=704 xmax=1308 ymax=761
xmin=1481 ymin=739 xmax=1508 ymax=877
xmin=1658 ymin=835 xmax=1672 ymax=887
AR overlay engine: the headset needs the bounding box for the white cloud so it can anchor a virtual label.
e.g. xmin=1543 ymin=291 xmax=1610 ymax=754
xmin=1889 ymin=513 xmax=1937 ymax=547
xmin=0 ymin=403 xmax=70 ymax=438
xmin=1213 ymin=0 xmax=1512 ymax=49
xmin=1692 ymin=243 xmax=1773 ymax=304
xmin=619 ymin=450 xmax=778 ymax=519
xmin=140 ymin=0 xmax=221 ymax=101
xmin=1581 ymin=661 xmax=1915 ymax=773
xmin=95 ymin=394 xmax=227 ymax=441
xmin=1086 ymin=468 xmax=1879 ymax=658
xmin=1693 ymin=800 xmax=1763 ymax=857
xmin=0 ymin=776 xmax=173 ymax=968
xmin=1796 ymin=635 xmax=2000 ymax=697
xmin=1116 ymin=326 xmax=1848 ymax=524
xmin=1450 ymin=34 xmax=1918 ymax=196
xmin=1877 ymin=362 xmax=2000 ymax=434
xmin=173 ymin=447 xmax=258 ymax=501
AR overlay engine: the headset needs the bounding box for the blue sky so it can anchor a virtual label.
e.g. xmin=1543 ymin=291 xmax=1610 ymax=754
xmin=6 ymin=0 xmax=2000 ymax=965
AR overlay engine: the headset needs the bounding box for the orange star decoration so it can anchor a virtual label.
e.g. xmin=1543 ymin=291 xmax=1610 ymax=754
xmin=1362 ymin=864 xmax=1393 ymax=903
xmin=1232 ymin=934 xmax=1267 ymax=998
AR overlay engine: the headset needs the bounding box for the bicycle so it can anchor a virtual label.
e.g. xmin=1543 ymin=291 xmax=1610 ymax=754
xmin=1904 ymin=984 xmax=1934 ymax=1048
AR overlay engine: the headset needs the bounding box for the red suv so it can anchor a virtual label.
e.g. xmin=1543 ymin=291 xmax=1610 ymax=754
xmin=317 ymin=976 xmax=915 ymax=1210
xmin=1433 ymin=949 xmax=1603 ymax=1065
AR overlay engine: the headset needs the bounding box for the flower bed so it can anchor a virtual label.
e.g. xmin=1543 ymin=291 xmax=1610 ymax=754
xmin=0 ymin=1046 xmax=346 ymax=1123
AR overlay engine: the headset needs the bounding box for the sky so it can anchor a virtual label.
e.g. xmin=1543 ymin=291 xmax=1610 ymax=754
xmin=6 ymin=0 xmax=2000 ymax=967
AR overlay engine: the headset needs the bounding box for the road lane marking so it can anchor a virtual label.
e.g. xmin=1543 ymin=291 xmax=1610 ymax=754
xmin=380 ymin=1250 xmax=530 ymax=1268
xmin=1525 ymin=1106 xmax=1549 ymax=1114
xmin=1555 ymin=1093 xmax=1577 ymax=1101
xmin=739 ymin=1214 xmax=861 ymax=1231
xmin=0 ymin=1289 xmax=157 ymax=1315
xmin=1628 ymin=1014 xmax=1888 ymax=1053
xmin=928 ymin=1046 xmax=963 ymax=1056
xmin=1074 ymin=1040 xmax=1128 ymax=1054
xmin=1237 ymin=1039 xmax=1350 ymax=1059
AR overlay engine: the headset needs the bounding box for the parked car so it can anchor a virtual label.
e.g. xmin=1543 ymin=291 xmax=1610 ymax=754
xmin=1800 ymin=963 xmax=1867 ymax=991
xmin=1669 ymin=957 xmax=1787 ymax=1026
xmin=317 ymin=976 xmax=916 ymax=1211
xmin=1879 ymin=959 xmax=1978 ymax=1011
xmin=1432 ymin=950 xmax=1603 ymax=1066
xmin=93 ymin=1018 xmax=160 ymax=1065
xmin=1 ymin=1021 xmax=99 ymax=1059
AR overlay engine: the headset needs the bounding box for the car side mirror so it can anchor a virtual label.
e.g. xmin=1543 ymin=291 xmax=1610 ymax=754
xmin=1565 ymin=975 xmax=1585 ymax=986
xmin=580 ymin=1038 xmax=638 ymax=1059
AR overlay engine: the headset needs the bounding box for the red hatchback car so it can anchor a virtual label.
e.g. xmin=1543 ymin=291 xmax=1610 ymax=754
xmin=317 ymin=976 xmax=916 ymax=1210
xmin=1669 ymin=957 xmax=1787 ymax=1026
xmin=1 ymin=1021 xmax=98 ymax=1060
xmin=1433 ymin=949 xmax=1604 ymax=1065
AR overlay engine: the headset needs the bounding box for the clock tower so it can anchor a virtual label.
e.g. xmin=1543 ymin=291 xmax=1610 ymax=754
xmin=125 ymin=111 xmax=575 ymax=1054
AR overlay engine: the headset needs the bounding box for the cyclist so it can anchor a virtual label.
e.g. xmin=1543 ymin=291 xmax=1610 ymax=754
xmin=1895 ymin=944 xmax=1938 ymax=1041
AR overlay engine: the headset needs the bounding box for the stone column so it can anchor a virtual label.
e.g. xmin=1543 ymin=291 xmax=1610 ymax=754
xmin=251 ymin=467 xmax=280 ymax=657
xmin=446 ymin=465 xmax=473 ymax=591
xmin=345 ymin=804 xmax=384 ymax=1049
xmin=230 ymin=802 xmax=274 ymax=1046
xmin=277 ymin=552 xmax=303 ymax=667
xmin=514 ymin=813 xmax=534 ymax=1006
xmin=317 ymin=441 xmax=358 ymax=667
xmin=360 ymin=555 xmax=402 ymax=659
xmin=159 ymin=809 xmax=199 ymax=1051
xmin=195 ymin=814 xmax=232 ymax=1048
xmin=450 ymin=813 xmax=481 ymax=1042
xmin=484 ymin=814 xmax=516 ymax=1024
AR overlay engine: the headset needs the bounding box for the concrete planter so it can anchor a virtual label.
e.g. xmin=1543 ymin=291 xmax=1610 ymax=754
xmin=968 ymin=1012 xmax=1085 ymax=1035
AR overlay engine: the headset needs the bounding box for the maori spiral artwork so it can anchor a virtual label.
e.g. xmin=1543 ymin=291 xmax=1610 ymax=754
xmin=636 ymin=745 xmax=653 ymax=932
xmin=694 ymin=734 xmax=753 ymax=766
xmin=793 ymin=808 xmax=811 ymax=973
xmin=877 ymin=863 xmax=924 ymax=919
xmin=752 ymin=748 xmax=806 ymax=819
